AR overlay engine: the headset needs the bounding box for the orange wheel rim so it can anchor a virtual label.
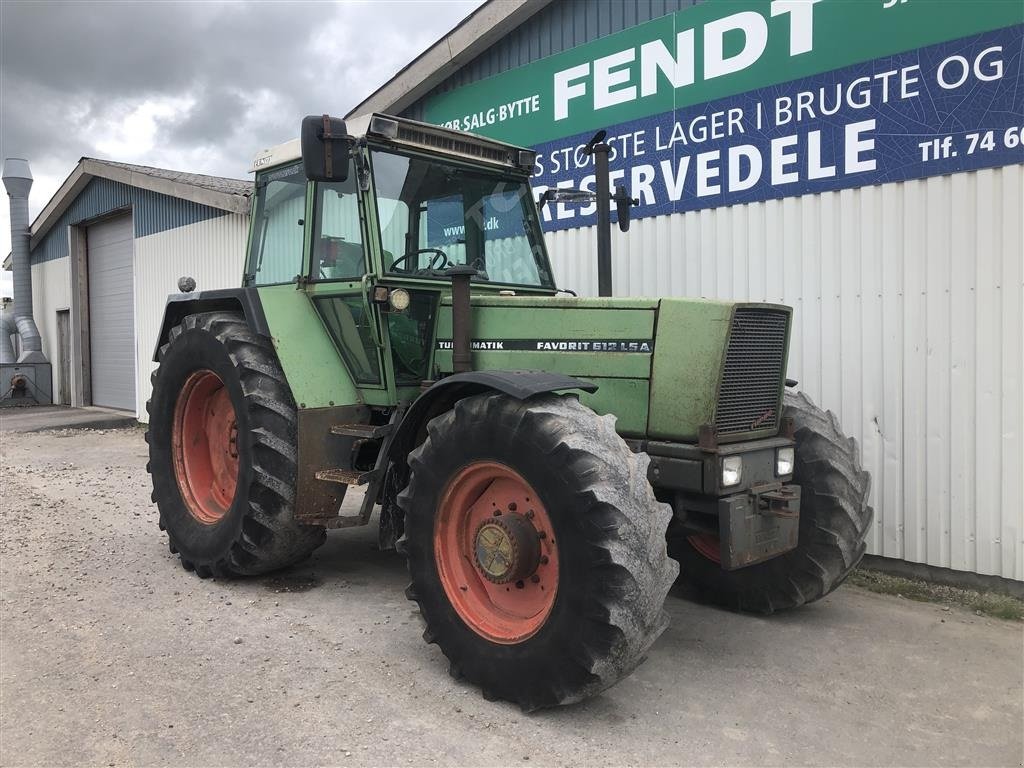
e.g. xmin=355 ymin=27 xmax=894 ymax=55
xmin=434 ymin=461 xmax=559 ymax=644
xmin=688 ymin=533 xmax=721 ymax=564
xmin=171 ymin=370 xmax=239 ymax=524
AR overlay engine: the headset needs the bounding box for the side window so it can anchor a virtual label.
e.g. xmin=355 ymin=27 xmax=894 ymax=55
xmin=313 ymin=169 xmax=366 ymax=281
xmin=245 ymin=163 xmax=306 ymax=285
xmin=370 ymin=151 xmax=412 ymax=270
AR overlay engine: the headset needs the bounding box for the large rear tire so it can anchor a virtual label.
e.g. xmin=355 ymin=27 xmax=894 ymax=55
xmin=671 ymin=391 xmax=872 ymax=613
xmin=399 ymin=392 xmax=677 ymax=710
xmin=146 ymin=312 xmax=325 ymax=577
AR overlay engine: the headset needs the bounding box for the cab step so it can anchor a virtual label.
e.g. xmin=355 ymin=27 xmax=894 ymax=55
xmin=330 ymin=423 xmax=394 ymax=440
xmin=314 ymin=468 xmax=382 ymax=486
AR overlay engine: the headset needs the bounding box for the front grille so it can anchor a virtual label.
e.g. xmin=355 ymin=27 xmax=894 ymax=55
xmin=715 ymin=308 xmax=789 ymax=436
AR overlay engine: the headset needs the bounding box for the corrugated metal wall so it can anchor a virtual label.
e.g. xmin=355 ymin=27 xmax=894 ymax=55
xmin=544 ymin=165 xmax=1023 ymax=582
xmin=134 ymin=214 xmax=250 ymax=420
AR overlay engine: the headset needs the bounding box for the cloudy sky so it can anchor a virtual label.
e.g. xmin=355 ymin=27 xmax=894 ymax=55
xmin=0 ymin=0 xmax=484 ymax=297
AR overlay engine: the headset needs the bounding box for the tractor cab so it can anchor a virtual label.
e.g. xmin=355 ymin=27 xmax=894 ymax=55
xmin=243 ymin=114 xmax=557 ymax=403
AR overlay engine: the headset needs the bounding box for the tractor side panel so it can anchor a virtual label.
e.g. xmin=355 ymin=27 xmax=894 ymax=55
xmin=435 ymin=299 xmax=656 ymax=437
xmin=647 ymin=299 xmax=734 ymax=441
xmin=257 ymin=284 xmax=361 ymax=409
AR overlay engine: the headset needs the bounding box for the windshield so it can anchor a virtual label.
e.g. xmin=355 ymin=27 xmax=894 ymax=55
xmin=370 ymin=149 xmax=553 ymax=288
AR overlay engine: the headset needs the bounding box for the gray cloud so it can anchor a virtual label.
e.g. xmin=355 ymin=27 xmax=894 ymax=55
xmin=0 ymin=0 xmax=484 ymax=297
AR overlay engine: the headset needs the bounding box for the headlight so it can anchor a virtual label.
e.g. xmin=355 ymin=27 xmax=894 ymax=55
xmin=389 ymin=288 xmax=411 ymax=312
xmin=776 ymin=446 xmax=795 ymax=476
xmin=721 ymin=456 xmax=742 ymax=487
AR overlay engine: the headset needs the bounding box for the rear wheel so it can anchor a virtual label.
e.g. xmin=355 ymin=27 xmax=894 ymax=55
xmin=671 ymin=391 xmax=872 ymax=613
xmin=146 ymin=312 xmax=326 ymax=577
xmin=399 ymin=392 xmax=677 ymax=710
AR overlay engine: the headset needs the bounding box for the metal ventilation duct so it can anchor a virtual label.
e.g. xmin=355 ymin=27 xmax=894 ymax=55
xmin=1 ymin=157 xmax=51 ymax=408
xmin=3 ymin=158 xmax=46 ymax=363
xmin=0 ymin=304 xmax=15 ymax=363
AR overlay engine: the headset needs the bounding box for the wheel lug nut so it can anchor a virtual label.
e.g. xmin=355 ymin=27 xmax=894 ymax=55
xmin=526 ymin=509 xmax=534 ymax=519
xmin=537 ymin=530 xmax=546 ymax=540
xmin=530 ymin=574 xmax=540 ymax=584
xmin=515 ymin=580 xmax=525 ymax=589
xmin=540 ymin=555 xmax=549 ymax=565
xmin=508 ymin=502 xmax=517 ymax=512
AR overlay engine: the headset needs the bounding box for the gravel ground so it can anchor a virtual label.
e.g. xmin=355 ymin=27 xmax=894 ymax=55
xmin=1 ymin=425 xmax=1021 ymax=768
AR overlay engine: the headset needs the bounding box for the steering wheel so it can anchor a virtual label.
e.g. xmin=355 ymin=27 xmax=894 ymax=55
xmin=389 ymin=248 xmax=450 ymax=273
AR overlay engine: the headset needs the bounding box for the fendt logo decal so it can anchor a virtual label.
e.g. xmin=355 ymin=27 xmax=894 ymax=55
xmin=750 ymin=408 xmax=776 ymax=430
xmin=436 ymin=339 xmax=654 ymax=353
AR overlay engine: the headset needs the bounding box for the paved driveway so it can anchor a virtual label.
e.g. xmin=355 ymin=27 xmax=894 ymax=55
xmin=1 ymin=426 xmax=1021 ymax=767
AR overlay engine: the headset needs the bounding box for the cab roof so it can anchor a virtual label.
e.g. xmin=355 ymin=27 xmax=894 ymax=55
xmin=249 ymin=113 xmax=535 ymax=175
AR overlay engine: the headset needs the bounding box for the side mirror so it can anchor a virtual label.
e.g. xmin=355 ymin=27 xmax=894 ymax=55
xmin=300 ymin=114 xmax=353 ymax=182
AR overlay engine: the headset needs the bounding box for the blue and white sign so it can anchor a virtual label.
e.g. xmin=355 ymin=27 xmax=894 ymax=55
xmin=531 ymin=26 xmax=1024 ymax=232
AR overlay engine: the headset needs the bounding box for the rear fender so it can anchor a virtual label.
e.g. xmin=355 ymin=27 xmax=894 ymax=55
xmin=153 ymin=288 xmax=269 ymax=360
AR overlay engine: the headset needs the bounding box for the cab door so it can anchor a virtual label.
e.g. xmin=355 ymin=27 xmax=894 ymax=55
xmin=304 ymin=159 xmax=395 ymax=406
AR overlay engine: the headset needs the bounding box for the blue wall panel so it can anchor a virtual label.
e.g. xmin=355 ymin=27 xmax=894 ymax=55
xmin=402 ymin=0 xmax=702 ymax=121
xmin=32 ymin=176 xmax=231 ymax=264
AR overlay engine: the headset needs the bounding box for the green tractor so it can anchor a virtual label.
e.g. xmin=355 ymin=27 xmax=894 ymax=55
xmin=146 ymin=113 xmax=872 ymax=710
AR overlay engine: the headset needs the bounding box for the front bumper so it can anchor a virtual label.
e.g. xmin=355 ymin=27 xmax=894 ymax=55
xmin=633 ymin=436 xmax=801 ymax=570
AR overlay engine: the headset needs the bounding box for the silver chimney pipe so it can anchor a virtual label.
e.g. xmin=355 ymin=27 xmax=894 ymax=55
xmin=3 ymin=158 xmax=46 ymax=363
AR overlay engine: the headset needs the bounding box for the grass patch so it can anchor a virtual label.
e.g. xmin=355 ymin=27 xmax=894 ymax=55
xmin=849 ymin=568 xmax=1023 ymax=622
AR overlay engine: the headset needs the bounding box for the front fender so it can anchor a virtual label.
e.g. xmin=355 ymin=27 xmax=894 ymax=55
xmin=388 ymin=370 xmax=597 ymax=465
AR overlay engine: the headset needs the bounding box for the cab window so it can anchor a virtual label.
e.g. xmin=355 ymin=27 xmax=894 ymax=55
xmin=245 ymin=162 xmax=306 ymax=285
xmin=313 ymin=164 xmax=366 ymax=281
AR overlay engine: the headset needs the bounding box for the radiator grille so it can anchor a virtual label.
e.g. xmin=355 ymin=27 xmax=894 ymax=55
xmin=715 ymin=308 xmax=789 ymax=436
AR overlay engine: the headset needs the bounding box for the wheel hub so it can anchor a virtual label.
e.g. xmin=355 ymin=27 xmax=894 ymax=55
xmin=434 ymin=461 xmax=559 ymax=644
xmin=473 ymin=514 xmax=541 ymax=584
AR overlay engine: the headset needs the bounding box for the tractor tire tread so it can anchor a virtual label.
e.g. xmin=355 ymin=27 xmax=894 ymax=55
xmin=146 ymin=311 xmax=325 ymax=577
xmin=400 ymin=392 xmax=677 ymax=710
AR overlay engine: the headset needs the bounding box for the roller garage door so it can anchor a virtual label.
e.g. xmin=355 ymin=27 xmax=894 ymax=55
xmin=87 ymin=214 xmax=136 ymax=411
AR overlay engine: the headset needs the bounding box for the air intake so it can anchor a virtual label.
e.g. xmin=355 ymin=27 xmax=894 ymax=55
xmin=714 ymin=307 xmax=789 ymax=437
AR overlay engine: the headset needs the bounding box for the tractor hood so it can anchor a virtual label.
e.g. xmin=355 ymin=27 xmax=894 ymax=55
xmin=435 ymin=295 xmax=792 ymax=443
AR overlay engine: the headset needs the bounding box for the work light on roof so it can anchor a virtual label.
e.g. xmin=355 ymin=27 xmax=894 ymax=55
xmin=369 ymin=116 xmax=399 ymax=139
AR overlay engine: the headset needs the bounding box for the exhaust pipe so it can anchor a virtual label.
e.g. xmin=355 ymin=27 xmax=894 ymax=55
xmin=3 ymin=158 xmax=46 ymax=363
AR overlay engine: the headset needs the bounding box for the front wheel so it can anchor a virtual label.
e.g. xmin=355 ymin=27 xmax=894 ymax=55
xmin=671 ymin=391 xmax=873 ymax=613
xmin=399 ymin=393 xmax=677 ymax=710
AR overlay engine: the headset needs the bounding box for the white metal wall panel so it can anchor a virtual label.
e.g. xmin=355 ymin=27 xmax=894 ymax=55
xmin=133 ymin=214 xmax=249 ymax=421
xmin=87 ymin=215 xmax=136 ymax=411
xmin=29 ymin=256 xmax=72 ymax=400
xmin=546 ymin=165 xmax=1024 ymax=582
